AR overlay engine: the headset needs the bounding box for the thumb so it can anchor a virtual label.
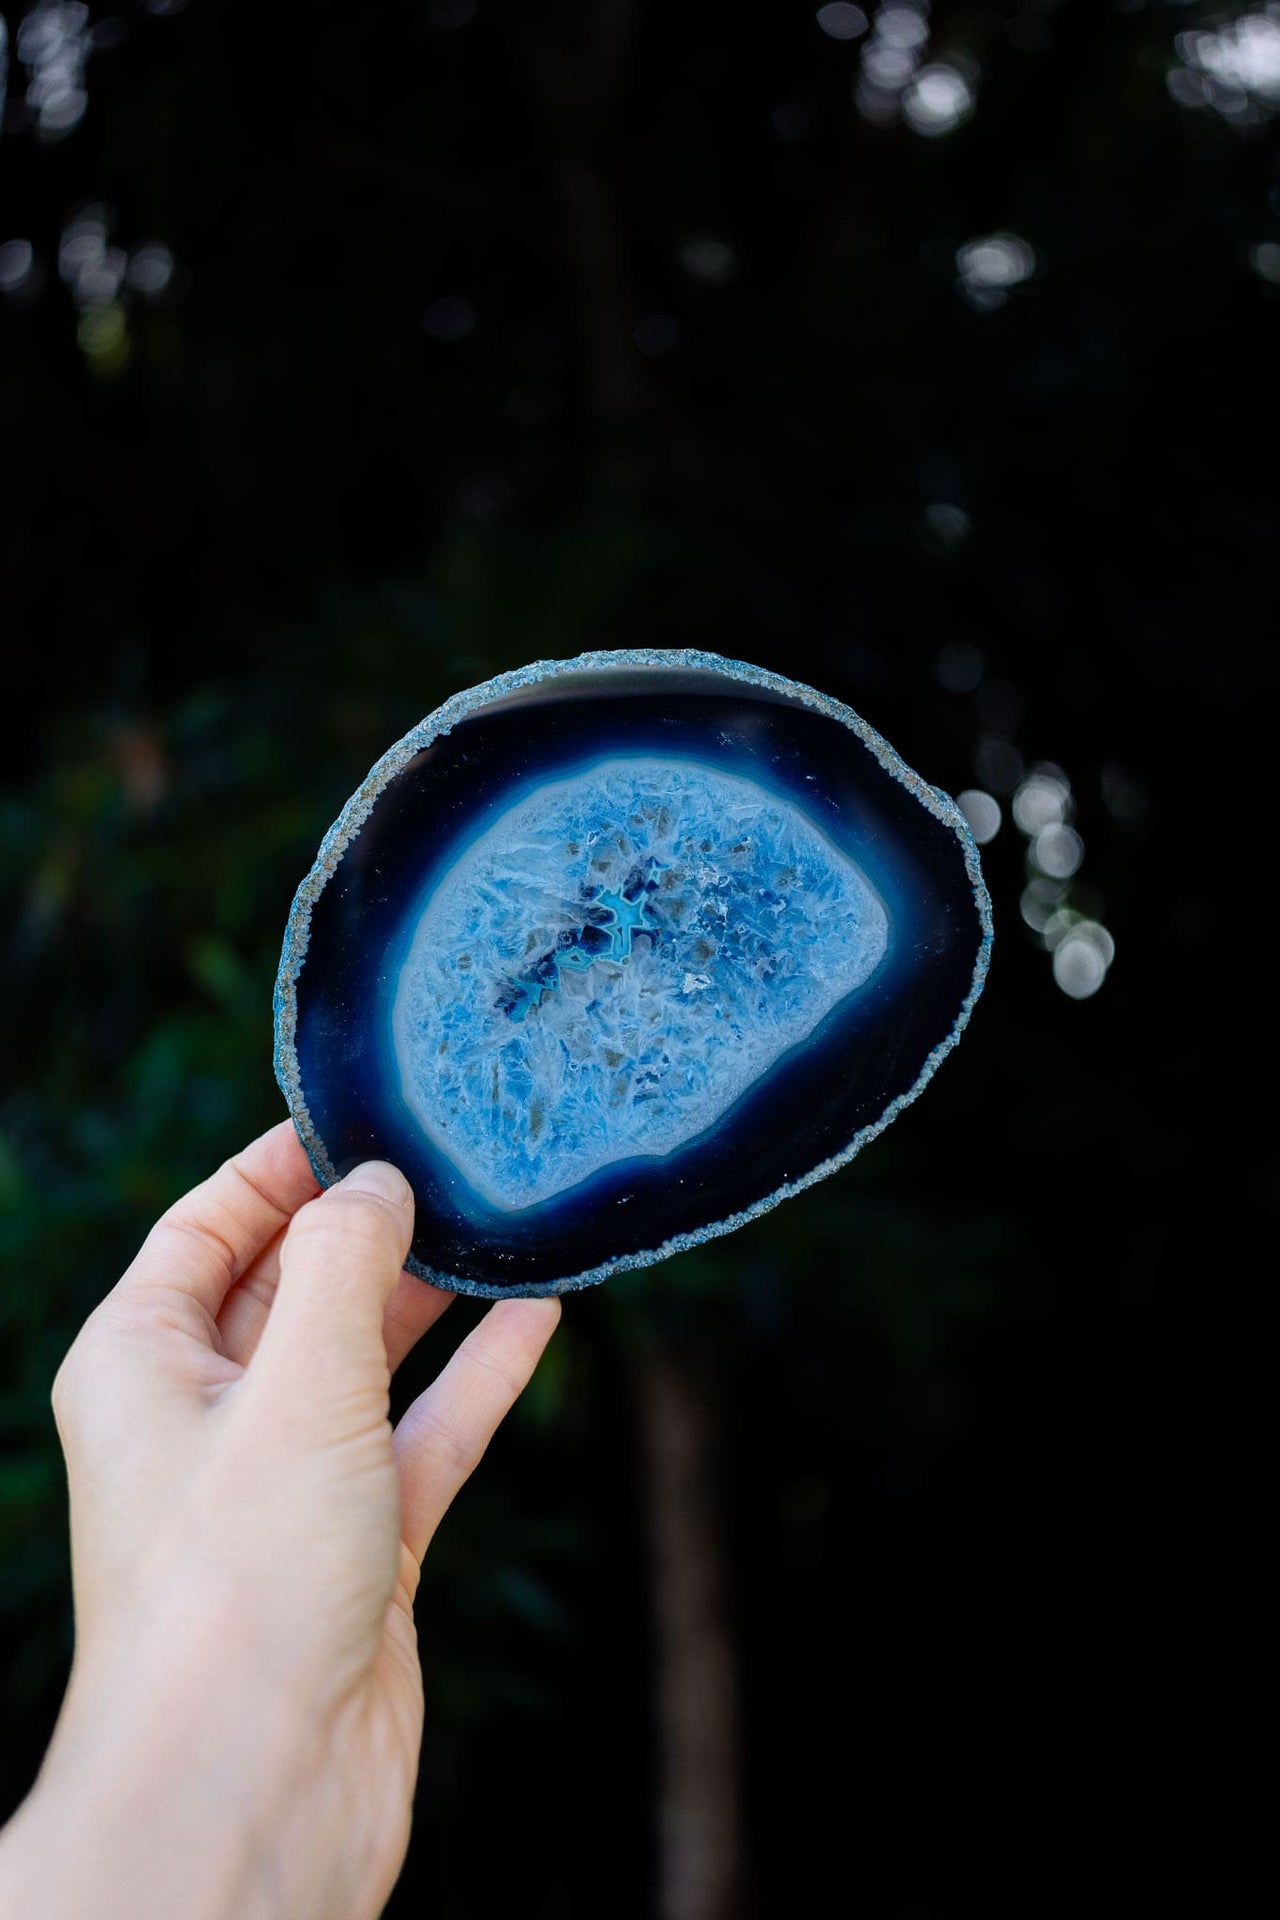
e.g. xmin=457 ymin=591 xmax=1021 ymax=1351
xmin=248 ymin=1161 xmax=415 ymax=1418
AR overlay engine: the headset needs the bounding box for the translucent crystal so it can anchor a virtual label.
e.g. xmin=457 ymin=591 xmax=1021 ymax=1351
xmin=391 ymin=757 xmax=890 ymax=1211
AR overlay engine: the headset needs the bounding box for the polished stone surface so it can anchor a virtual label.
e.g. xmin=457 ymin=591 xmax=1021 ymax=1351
xmin=274 ymin=650 xmax=991 ymax=1295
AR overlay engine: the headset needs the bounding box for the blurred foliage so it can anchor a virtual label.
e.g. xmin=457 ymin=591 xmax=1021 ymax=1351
xmin=1 ymin=1 xmax=1275 ymax=1914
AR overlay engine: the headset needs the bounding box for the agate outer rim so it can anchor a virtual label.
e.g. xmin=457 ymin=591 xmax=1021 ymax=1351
xmin=273 ymin=647 xmax=994 ymax=1298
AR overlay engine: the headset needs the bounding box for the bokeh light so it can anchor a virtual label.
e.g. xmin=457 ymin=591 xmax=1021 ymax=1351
xmin=816 ymin=2 xmax=868 ymax=40
xmin=1031 ymin=822 xmax=1083 ymax=880
xmin=1013 ymin=764 xmax=1059 ymax=833
xmin=125 ymin=244 xmax=174 ymax=297
xmin=58 ymin=204 xmax=118 ymax=302
xmin=1020 ymin=876 xmax=1068 ymax=934
xmin=1012 ymin=767 xmax=1069 ymax=836
xmin=0 ymin=239 xmax=34 ymax=294
xmin=1010 ymin=766 xmax=1114 ymax=999
xmin=975 ymin=737 xmax=1024 ymax=796
xmin=956 ymin=789 xmax=1002 ymax=846
xmin=17 ymin=0 xmax=89 ymax=138
xmin=922 ymin=502 xmax=972 ymax=552
xmin=956 ymin=231 xmax=1036 ymax=309
xmin=903 ymin=63 xmax=975 ymax=137
xmin=935 ymin=640 xmax=983 ymax=693
xmin=76 ymin=300 xmax=128 ymax=370
xmin=1168 ymin=10 xmax=1280 ymax=123
xmin=855 ymin=0 xmax=931 ymax=126
xmin=36 ymin=202 xmax=177 ymax=365
xmin=678 ymin=235 xmax=737 ymax=286
xmin=1051 ymin=920 xmax=1115 ymax=1001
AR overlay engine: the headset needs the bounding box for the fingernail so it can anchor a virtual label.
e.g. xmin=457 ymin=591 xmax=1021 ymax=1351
xmin=342 ymin=1160 xmax=411 ymax=1205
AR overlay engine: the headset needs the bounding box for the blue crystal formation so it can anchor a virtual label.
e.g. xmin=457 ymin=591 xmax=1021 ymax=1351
xmin=392 ymin=758 xmax=889 ymax=1213
xmin=274 ymin=650 xmax=991 ymax=1297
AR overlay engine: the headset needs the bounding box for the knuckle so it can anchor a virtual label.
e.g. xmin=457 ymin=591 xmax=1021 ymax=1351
xmin=294 ymin=1188 xmax=403 ymax=1251
xmin=154 ymin=1209 xmax=239 ymax=1282
xmin=465 ymin=1340 xmax=524 ymax=1401
xmin=417 ymin=1406 xmax=482 ymax=1479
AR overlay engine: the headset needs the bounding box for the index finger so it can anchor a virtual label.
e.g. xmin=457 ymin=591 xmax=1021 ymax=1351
xmin=116 ymin=1121 xmax=322 ymax=1320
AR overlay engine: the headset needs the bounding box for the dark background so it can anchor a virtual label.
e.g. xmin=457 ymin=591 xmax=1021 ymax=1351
xmin=1 ymin=2 xmax=1273 ymax=1915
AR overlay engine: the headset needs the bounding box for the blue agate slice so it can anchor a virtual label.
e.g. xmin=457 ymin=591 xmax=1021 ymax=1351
xmin=274 ymin=650 xmax=991 ymax=1297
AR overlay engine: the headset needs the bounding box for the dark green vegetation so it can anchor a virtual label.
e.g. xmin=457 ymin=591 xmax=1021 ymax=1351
xmin=1 ymin=3 xmax=1273 ymax=1913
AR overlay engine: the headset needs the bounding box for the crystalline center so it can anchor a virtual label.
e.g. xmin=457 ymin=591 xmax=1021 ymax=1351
xmin=390 ymin=756 xmax=890 ymax=1211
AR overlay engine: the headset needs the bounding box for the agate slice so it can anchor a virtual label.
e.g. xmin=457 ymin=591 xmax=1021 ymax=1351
xmin=273 ymin=650 xmax=991 ymax=1297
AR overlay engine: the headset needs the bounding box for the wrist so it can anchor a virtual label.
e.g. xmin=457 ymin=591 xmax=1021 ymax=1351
xmin=2 ymin=1618 xmax=311 ymax=1920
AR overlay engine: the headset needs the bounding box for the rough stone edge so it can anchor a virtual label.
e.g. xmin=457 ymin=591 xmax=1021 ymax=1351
xmin=272 ymin=646 xmax=995 ymax=1298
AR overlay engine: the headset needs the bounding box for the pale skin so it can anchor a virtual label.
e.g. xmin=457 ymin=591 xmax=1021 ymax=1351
xmin=0 ymin=1122 xmax=561 ymax=1920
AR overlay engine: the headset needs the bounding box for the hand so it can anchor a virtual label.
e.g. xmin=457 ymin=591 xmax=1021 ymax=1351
xmin=0 ymin=1122 xmax=560 ymax=1920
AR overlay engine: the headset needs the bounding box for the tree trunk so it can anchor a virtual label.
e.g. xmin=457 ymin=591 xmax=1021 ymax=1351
xmin=636 ymin=1346 xmax=743 ymax=1920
